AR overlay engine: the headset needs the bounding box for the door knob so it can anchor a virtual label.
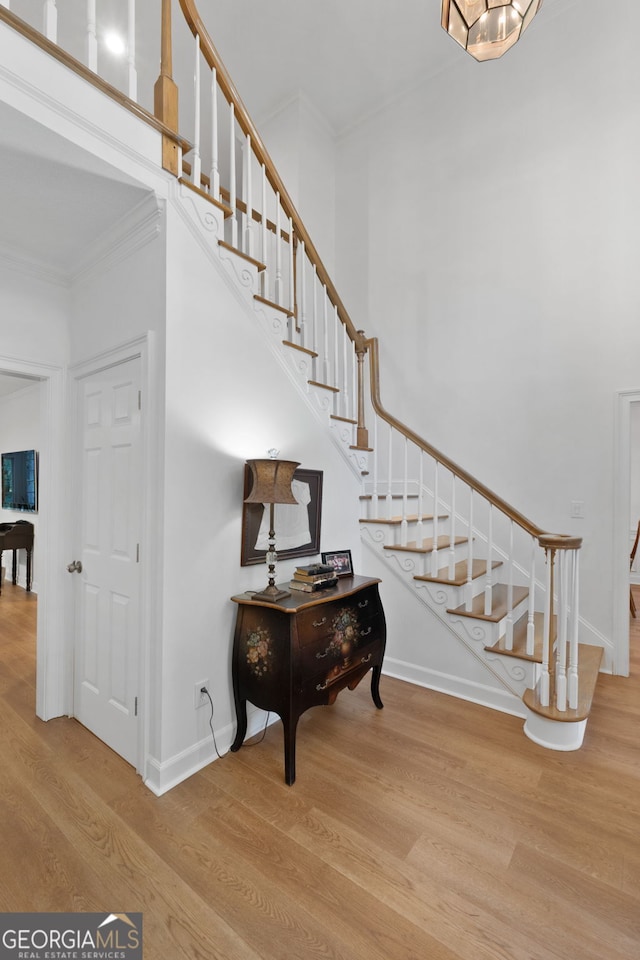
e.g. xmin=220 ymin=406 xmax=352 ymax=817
xmin=67 ymin=560 xmax=83 ymax=573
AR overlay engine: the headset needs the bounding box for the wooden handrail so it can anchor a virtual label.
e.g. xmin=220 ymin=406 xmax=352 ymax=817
xmin=366 ymin=336 xmax=580 ymax=549
xmin=177 ymin=0 xmax=358 ymax=344
xmin=0 ymin=6 xmax=190 ymax=156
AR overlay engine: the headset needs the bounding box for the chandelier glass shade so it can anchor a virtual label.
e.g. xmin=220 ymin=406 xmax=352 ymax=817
xmin=441 ymin=1 xmax=543 ymax=62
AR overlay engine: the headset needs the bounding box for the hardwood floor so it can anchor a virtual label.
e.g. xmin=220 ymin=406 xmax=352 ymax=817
xmin=1 ymin=581 xmax=639 ymax=960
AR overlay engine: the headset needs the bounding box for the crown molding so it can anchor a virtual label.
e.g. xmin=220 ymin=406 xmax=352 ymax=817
xmin=71 ymin=192 xmax=163 ymax=285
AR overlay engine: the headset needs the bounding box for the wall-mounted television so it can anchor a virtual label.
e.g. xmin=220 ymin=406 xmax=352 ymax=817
xmin=1 ymin=449 xmax=38 ymax=513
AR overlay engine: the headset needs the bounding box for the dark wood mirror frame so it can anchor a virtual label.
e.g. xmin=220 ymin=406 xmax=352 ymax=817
xmin=240 ymin=466 xmax=323 ymax=566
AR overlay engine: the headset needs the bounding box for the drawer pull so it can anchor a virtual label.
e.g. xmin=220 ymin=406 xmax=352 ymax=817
xmin=316 ymin=650 xmax=329 ymax=659
xmin=360 ymin=653 xmax=372 ymax=664
xmin=360 ymin=626 xmax=372 ymax=638
xmin=312 ymin=617 xmax=327 ymax=628
xmin=358 ymin=599 xmax=369 ymax=609
xmin=315 ymin=680 xmax=328 ymax=691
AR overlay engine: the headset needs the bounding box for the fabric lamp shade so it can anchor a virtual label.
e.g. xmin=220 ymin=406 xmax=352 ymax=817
xmin=244 ymin=459 xmax=300 ymax=505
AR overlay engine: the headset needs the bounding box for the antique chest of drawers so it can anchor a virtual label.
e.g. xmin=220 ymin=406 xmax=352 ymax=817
xmin=230 ymin=575 xmax=386 ymax=784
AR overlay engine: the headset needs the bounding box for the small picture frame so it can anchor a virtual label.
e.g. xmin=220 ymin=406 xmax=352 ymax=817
xmin=321 ymin=549 xmax=353 ymax=578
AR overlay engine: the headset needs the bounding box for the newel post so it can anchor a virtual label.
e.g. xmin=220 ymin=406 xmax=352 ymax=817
xmin=538 ymin=533 xmax=582 ymax=711
xmin=154 ymin=0 xmax=179 ymax=175
xmin=354 ymin=330 xmax=370 ymax=450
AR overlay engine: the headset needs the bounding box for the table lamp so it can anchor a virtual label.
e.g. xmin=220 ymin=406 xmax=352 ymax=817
xmin=244 ymin=457 xmax=300 ymax=600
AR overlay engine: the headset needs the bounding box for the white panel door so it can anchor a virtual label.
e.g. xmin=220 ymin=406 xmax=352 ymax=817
xmin=73 ymin=358 xmax=141 ymax=766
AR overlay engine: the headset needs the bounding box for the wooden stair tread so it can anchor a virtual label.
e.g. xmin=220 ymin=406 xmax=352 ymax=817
xmin=309 ymin=379 xmax=339 ymax=393
xmin=523 ymin=644 xmax=604 ymax=722
xmin=360 ymin=513 xmax=448 ymax=526
xmin=218 ymin=239 xmax=266 ymax=271
xmin=447 ymin=583 xmax=528 ymax=622
xmin=178 ymin=176 xmax=233 ymax=218
xmin=254 ymin=293 xmax=293 ymax=317
xmin=383 ymin=535 xmax=467 ymax=555
xmin=282 ymin=340 xmax=317 ymax=358
xmin=331 ymin=414 xmax=357 ymax=424
xmin=484 ymin=611 xmax=553 ymax=662
xmin=415 ymin=559 xmax=501 ymax=587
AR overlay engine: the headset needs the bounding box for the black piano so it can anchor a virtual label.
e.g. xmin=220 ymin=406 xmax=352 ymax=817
xmin=0 ymin=520 xmax=34 ymax=595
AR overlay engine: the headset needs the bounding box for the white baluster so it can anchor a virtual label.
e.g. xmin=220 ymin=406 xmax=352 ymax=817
xmin=43 ymin=1 xmax=58 ymax=42
xmin=260 ymin=164 xmax=268 ymax=296
xmin=371 ymin=415 xmax=379 ymax=519
xmin=192 ymin=35 xmax=202 ymax=189
xmin=484 ymin=503 xmax=493 ymax=616
xmin=299 ymin=241 xmax=307 ymax=348
xmin=386 ymin=422 xmax=393 ymax=517
xmin=229 ymin=103 xmax=237 ymax=248
xmin=555 ymin=550 xmax=568 ymax=711
xmin=568 ymin=551 xmax=580 ymax=709
xmin=465 ymin=490 xmax=474 ymax=611
xmin=127 ymin=0 xmax=137 ymax=101
xmin=332 ymin=305 xmax=340 ymax=398
xmin=431 ymin=462 xmax=440 ymax=577
xmin=275 ymin=194 xmax=283 ymax=305
xmin=87 ymin=0 xmax=97 ymax=71
xmin=341 ymin=323 xmax=349 ymax=417
xmin=311 ymin=265 xmax=318 ymax=364
xmin=526 ymin=538 xmax=536 ymax=656
xmin=322 ymin=293 xmax=329 ymax=383
xmin=400 ymin=437 xmax=409 ymax=546
xmin=448 ymin=476 xmax=456 ymax=579
xmin=416 ymin=450 xmax=424 ymax=546
xmin=540 ymin=546 xmax=553 ymax=707
xmin=288 ymin=218 xmax=295 ymax=321
xmin=505 ymin=520 xmax=514 ymax=650
xmin=210 ymin=68 xmax=220 ymax=197
xmin=243 ymin=136 xmax=254 ymax=256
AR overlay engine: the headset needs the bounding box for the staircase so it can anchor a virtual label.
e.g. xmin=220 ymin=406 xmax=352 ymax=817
xmin=1 ymin=0 xmax=604 ymax=751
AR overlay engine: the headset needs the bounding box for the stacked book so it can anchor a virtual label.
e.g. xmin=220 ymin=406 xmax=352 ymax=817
xmin=289 ymin=563 xmax=338 ymax=593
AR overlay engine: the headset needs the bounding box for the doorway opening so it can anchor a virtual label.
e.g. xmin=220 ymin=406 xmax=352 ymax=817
xmin=614 ymin=389 xmax=640 ymax=677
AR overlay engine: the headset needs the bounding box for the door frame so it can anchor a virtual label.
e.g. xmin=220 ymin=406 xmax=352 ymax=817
xmin=70 ymin=333 xmax=159 ymax=777
xmin=613 ymin=388 xmax=640 ymax=677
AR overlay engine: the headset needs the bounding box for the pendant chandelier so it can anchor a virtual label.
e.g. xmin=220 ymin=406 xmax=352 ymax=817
xmin=441 ymin=1 xmax=543 ymax=62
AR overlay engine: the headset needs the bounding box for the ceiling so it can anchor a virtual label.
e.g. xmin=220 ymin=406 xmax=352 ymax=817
xmin=198 ymin=0 xmax=454 ymax=135
xmin=195 ymin=0 xmax=565 ymax=134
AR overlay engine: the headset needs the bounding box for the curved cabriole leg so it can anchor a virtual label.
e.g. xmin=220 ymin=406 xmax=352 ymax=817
xmin=282 ymin=712 xmax=300 ymax=785
xmin=230 ymin=699 xmax=248 ymax=752
xmin=371 ymin=664 xmax=384 ymax=710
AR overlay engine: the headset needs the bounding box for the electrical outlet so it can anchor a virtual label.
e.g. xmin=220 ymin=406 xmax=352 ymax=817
xmin=194 ymin=679 xmax=209 ymax=709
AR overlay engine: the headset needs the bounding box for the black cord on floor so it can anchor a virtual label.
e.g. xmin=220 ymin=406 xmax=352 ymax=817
xmin=202 ymin=687 xmax=223 ymax=759
xmin=203 ymin=688 xmax=270 ymax=756
xmin=245 ymin=711 xmax=271 ymax=745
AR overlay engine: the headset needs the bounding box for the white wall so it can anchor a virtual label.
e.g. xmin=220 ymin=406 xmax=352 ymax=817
xmin=154 ymin=198 xmax=362 ymax=787
xmin=333 ymin=0 xmax=640 ymax=656
xmin=261 ymin=92 xmax=337 ymax=276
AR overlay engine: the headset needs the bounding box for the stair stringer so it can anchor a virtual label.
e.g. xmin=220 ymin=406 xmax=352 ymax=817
xmin=360 ymin=522 xmax=537 ymax=707
xmin=360 ymin=534 xmax=528 ymax=718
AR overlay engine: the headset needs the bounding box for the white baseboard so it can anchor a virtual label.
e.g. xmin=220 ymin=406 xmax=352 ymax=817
xmin=382 ymin=658 xmax=527 ymax=720
xmin=143 ymin=708 xmax=277 ymax=796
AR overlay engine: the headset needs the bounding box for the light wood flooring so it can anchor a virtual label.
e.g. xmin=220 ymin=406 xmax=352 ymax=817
xmin=1 ymin=581 xmax=639 ymax=960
